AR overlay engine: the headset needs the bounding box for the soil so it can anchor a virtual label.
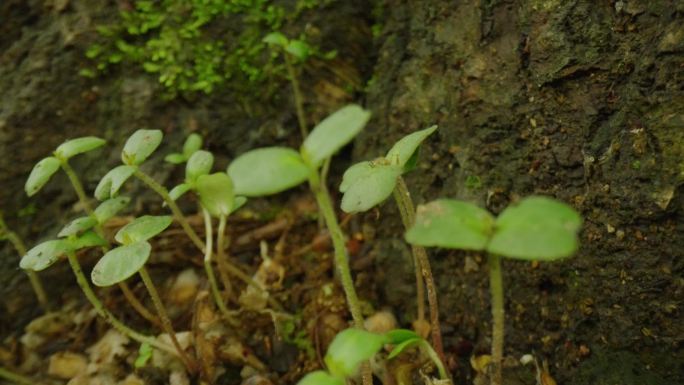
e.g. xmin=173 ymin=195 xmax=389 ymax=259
xmin=1 ymin=1 xmax=683 ymax=384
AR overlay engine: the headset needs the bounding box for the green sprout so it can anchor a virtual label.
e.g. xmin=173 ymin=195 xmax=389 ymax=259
xmin=164 ymin=133 xmax=203 ymax=165
xmin=24 ymin=135 xmax=159 ymax=324
xmin=90 ymin=215 xmax=197 ymax=372
xmin=0 ymin=213 xmax=48 ymax=311
xmin=339 ymin=125 xmax=448 ymax=371
xmin=406 ymin=196 xmax=582 ymax=385
xmin=297 ymin=328 xmax=448 ymax=385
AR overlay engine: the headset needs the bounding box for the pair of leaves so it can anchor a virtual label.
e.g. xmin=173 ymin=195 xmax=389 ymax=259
xmin=25 ymin=136 xmax=106 ymax=197
xmin=164 ymin=133 xmax=202 ymax=164
xmin=339 ymin=125 xmax=437 ymax=213
xmin=263 ymin=32 xmax=311 ymax=61
xmin=406 ymin=196 xmax=582 ymax=261
xmin=91 ymin=215 xmax=172 ymax=287
xmin=168 ymin=150 xmax=215 ymax=201
xmin=229 ymin=105 xmax=371 ymax=197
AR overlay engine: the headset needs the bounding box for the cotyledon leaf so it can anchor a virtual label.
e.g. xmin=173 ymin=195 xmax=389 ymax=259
xmin=91 ymin=242 xmax=151 ymax=287
xmin=115 ymin=215 xmax=173 ymax=245
xmin=25 ymin=157 xmax=61 ymax=197
xmin=54 ymin=136 xmax=106 ymax=159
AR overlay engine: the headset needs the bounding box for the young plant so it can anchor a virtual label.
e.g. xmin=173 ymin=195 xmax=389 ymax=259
xmin=19 ymin=198 xmax=177 ymax=357
xmin=25 ymin=135 xmax=163 ymax=325
xmin=90 ymin=215 xmax=197 ymax=372
xmin=0 ymin=213 xmax=48 ymax=310
xmin=296 ymin=328 xmax=448 ymax=385
xmin=339 ymin=125 xmax=448 ymax=369
xmin=405 ymin=196 xmax=582 ymax=385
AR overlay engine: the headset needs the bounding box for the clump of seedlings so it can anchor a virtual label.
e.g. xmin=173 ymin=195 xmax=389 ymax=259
xmin=339 ymin=125 xmax=448 ymax=371
xmin=405 ymin=196 xmax=582 ymax=385
xmin=297 ymin=327 xmax=448 ymax=385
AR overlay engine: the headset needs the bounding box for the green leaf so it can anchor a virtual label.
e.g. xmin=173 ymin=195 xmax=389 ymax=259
xmin=487 ymin=196 xmax=582 ymax=261
xmin=121 ymin=129 xmax=163 ymax=165
xmin=385 ymin=125 xmax=437 ymax=168
xmin=164 ymin=153 xmax=186 ymax=164
xmin=94 ymin=197 xmax=131 ymax=223
xmin=134 ymin=342 xmax=153 ymax=368
xmin=185 ymin=150 xmax=214 ymax=183
xmin=20 ymin=240 xmax=71 ymax=271
xmin=58 ymin=216 xmax=97 ymax=237
xmin=296 ymin=371 xmax=344 ymax=385
xmin=169 ymin=183 xmax=191 ymax=201
xmin=406 ymin=199 xmax=494 ymax=250
xmin=387 ymin=338 xmax=422 ymax=359
xmin=340 ymin=162 xmax=402 ymax=213
xmin=324 ymin=328 xmax=387 ymax=378
xmin=286 ymin=40 xmax=310 ymax=61
xmin=232 ymin=196 xmax=247 ymax=213
xmin=71 ymin=231 xmax=107 ymax=250
xmin=385 ymin=329 xmax=421 ymax=345
xmin=263 ymin=32 xmax=288 ymax=48
xmin=228 ymin=147 xmax=309 ymax=196
xmin=25 ymin=157 xmax=61 ymax=196
xmin=95 ymin=165 xmax=136 ymax=200
xmin=54 ymin=137 xmax=106 ymax=159
xmin=196 ymin=173 xmax=234 ymax=217
xmin=301 ymin=105 xmax=371 ymax=168
xmin=182 ymin=133 xmax=202 ymax=158
xmin=91 ymin=242 xmax=151 ymax=286
xmin=115 ymin=215 xmax=172 ymax=245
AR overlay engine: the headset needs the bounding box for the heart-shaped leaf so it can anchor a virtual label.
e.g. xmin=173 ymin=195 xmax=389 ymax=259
xmin=385 ymin=125 xmax=437 ymax=168
xmin=324 ymin=328 xmax=388 ymax=378
xmin=94 ymin=165 xmax=136 ymax=200
xmin=228 ymin=147 xmax=309 ymax=196
xmin=182 ymin=133 xmax=202 ymax=158
xmin=121 ymin=129 xmax=163 ymax=165
xmin=115 ymin=215 xmax=173 ymax=245
xmin=196 ymin=172 xmax=234 ymax=217
xmin=54 ymin=136 xmax=106 ymax=159
xmin=94 ymin=197 xmax=130 ymax=223
xmin=58 ymin=216 xmax=97 ymax=237
xmin=186 ymin=150 xmax=214 ymax=183
xmin=301 ymin=105 xmax=371 ymax=168
xmin=71 ymin=231 xmax=107 ymax=250
xmin=296 ymin=371 xmax=344 ymax=385
xmin=263 ymin=32 xmax=288 ymax=48
xmin=340 ymin=162 xmax=402 ymax=213
xmin=406 ymin=199 xmax=494 ymax=250
xmin=168 ymin=183 xmax=191 ymax=201
xmin=487 ymin=196 xmax=582 ymax=261
xmin=25 ymin=157 xmax=61 ymax=196
xmin=91 ymin=242 xmax=151 ymax=286
xmin=20 ymin=240 xmax=71 ymax=271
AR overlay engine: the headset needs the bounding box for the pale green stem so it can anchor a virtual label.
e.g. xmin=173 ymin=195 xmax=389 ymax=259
xmin=420 ymin=340 xmax=448 ymax=381
xmin=134 ymin=168 xmax=284 ymax=311
xmin=202 ymin=209 xmax=238 ymax=324
xmin=488 ymin=254 xmax=504 ymax=385
xmin=61 ymin=161 xmax=154 ymax=325
xmin=0 ymin=216 xmax=49 ymax=311
xmin=393 ymin=177 xmax=447 ymax=373
xmin=138 ymin=266 xmax=197 ymax=373
xmin=284 ymin=53 xmax=307 ymax=139
xmin=65 ymin=250 xmax=176 ymax=356
xmin=307 ymin=169 xmax=371 ymax=385
xmin=0 ymin=367 xmax=34 ymax=385
xmin=215 ymin=214 xmax=234 ymax=298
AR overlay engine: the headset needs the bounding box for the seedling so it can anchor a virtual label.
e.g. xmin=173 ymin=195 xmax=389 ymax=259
xmin=90 ymin=214 xmax=197 ymax=372
xmin=19 ymin=197 xmax=177 ymax=357
xmin=339 ymin=125 xmax=448 ymax=370
xmin=25 ymin=136 xmax=158 ymax=324
xmin=0 ymin=213 xmax=48 ymax=310
xmin=406 ymin=196 xmax=582 ymax=385
xmin=296 ymin=328 xmax=448 ymax=385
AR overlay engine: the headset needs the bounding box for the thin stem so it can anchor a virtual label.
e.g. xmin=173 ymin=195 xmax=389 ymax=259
xmin=202 ymin=210 xmax=238 ymax=324
xmin=215 ymin=214 xmax=234 ymax=299
xmin=0 ymin=367 xmax=34 ymax=385
xmin=307 ymin=169 xmax=371 ymax=385
xmin=60 ymin=160 xmax=95 ymax=217
xmin=393 ymin=177 xmax=447 ymax=372
xmin=285 ymin=53 xmax=307 ymax=139
xmin=488 ymin=254 xmax=504 ymax=385
xmin=420 ymin=341 xmax=448 ymax=381
xmin=65 ymin=250 xmax=176 ymax=356
xmin=134 ymin=168 xmax=284 ymax=311
xmin=118 ymin=282 xmax=162 ymax=328
xmin=139 ymin=267 xmax=197 ymax=373
xmin=317 ymin=158 xmax=332 ymax=229
xmin=0 ymin=216 xmax=49 ymax=311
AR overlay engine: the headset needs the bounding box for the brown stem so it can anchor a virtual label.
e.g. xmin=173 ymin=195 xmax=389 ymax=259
xmin=118 ymin=281 xmax=162 ymax=328
xmin=488 ymin=254 xmax=504 ymax=385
